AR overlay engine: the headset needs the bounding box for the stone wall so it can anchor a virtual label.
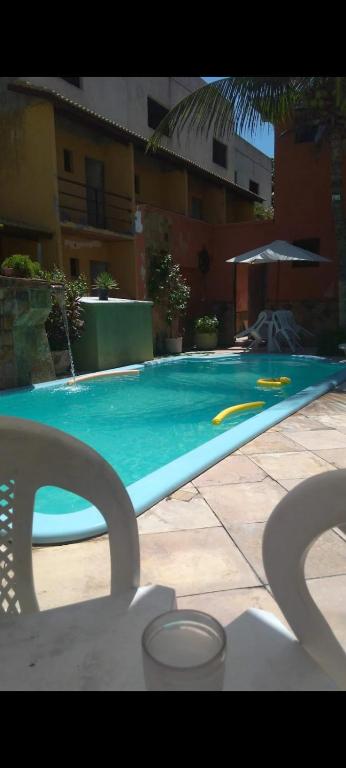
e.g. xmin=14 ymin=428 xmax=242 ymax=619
xmin=0 ymin=276 xmax=55 ymax=390
xmin=264 ymin=298 xmax=338 ymax=337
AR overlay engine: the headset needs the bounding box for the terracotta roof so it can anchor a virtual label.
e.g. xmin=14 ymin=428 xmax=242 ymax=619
xmin=8 ymin=79 xmax=263 ymax=203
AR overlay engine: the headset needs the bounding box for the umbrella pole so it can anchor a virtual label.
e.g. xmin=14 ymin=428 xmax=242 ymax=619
xmin=233 ymin=263 xmax=237 ymax=338
xmin=276 ymin=262 xmax=280 ymax=308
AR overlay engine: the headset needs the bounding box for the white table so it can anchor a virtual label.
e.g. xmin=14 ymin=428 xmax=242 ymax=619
xmin=0 ymin=586 xmax=175 ymax=691
xmin=0 ymin=594 xmax=338 ymax=691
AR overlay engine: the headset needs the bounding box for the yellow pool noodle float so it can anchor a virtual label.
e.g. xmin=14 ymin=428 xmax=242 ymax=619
xmin=66 ymin=369 xmax=141 ymax=386
xmin=212 ymin=401 xmax=265 ymax=425
xmin=257 ymin=376 xmax=291 ymax=387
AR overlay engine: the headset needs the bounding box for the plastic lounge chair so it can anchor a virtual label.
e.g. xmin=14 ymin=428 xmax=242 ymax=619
xmin=223 ymin=470 xmax=346 ymax=690
xmin=235 ymin=311 xmax=273 ymax=349
xmin=275 ymin=310 xmax=314 ymax=343
xmin=0 ymin=416 xmax=175 ymax=617
xmin=271 ymin=310 xmax=303 ymax=353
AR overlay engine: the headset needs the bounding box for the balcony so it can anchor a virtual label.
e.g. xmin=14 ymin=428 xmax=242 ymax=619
xmin=58 ymin=176 xmax=134 ymax=237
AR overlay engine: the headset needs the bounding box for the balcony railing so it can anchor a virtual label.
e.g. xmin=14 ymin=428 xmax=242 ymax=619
xmin=58 ymin=176 xmax=134 ymax=236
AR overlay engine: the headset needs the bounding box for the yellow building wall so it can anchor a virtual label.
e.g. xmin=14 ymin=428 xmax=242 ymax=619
xmin=56 ymin=119 xmax=134 ymax=226
xmin=62 ymin=236 xmax=137 ymax=298
xmin=226 ymin=192 xmax=255 ymax=223
xmin=160 ymin=169 xmax=188 ymax=215
xmin=188 ymin=174 xmax=226 ymax=224
xmin=0 ymin=95 xmax=62 ymax=269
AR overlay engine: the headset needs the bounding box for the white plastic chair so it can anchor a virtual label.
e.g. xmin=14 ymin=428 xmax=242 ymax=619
xmin=224 ymin=470 xmax=346 ymax=690
xmin=0 ymin=415 xmax=174 ymax=617
xmin=235 ymin=310 xmax=273 ymax=350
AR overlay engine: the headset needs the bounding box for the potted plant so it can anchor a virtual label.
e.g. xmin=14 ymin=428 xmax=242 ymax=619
xmin=93 ymin=272 xmax=119 ymax=300
xmin=194 ymin=315 xmax=219 ymax=350
xmin=149 ymin=251 xmax=191 ymax=355
xmin=42 ymin=267 xmax=88 ymax=374
xmin=1 ymin=254 xmax=42 ymax=279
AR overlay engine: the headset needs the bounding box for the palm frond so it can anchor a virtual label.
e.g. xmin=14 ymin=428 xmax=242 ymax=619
xmin=147 ymin=76 xmax=317 ymax=153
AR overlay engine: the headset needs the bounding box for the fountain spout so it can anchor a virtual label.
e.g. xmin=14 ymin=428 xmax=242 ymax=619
xmin=50 ymin=283 xmax=76 ymax=383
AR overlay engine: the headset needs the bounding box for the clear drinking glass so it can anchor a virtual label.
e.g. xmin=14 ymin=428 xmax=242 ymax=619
xmin=142 ymin=609 xmax=227 ymax=691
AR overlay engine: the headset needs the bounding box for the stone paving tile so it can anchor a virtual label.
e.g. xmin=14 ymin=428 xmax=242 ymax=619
xmin=33 ymin=535 xmax=110 ymax=610
xmin=193 ymin=454 xmax=266 ymax=488
xmin=310 ymin=414 xmax=346 ymax=431
xmin=137 ymin=496 xmax=220 ymax=534
xmin=307 ymin=575 xmax=346 ymax=650
xmin=202 ymin=477 xmax=286 ymax=525
xmin=226 ymin=523 xmax=346 ymax=584
xmin=177 ymin=586 xmax=289 ymax=630
xmin=139 ymin=527 xmax=260 ymax=597
xmin=168 ymin=489 xmax=197 ymax=502
xmin=277 ymin=478 xmax=307 ymax=491
xmin=310 ymin=448 xmax=346 ymax=469
xmin=272 ymin=413 xmax=330 ymax=431
xmin=250 ymin=451 xmax=335 ymax=480
xmin=240 ymin=431 xmax=301 ymax=454
xmin=288 ymin=429 xmax=346 ymax=450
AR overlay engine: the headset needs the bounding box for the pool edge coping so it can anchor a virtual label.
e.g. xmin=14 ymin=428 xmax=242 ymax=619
xmin=10 ymin=353 xmax=346 ymax=545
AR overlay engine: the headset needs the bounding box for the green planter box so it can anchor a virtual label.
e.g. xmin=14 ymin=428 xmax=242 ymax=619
xmin=73 ymin=298 xmax=154 ymax=373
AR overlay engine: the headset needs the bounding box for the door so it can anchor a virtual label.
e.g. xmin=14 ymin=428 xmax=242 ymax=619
xmin=248 ymin=265 xmax=267 ymax=326
xmin=85 ymin=158 xmax=105 ymax=229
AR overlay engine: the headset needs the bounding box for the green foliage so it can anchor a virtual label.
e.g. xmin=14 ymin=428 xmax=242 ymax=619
xmin=148 ymin=250 xmax=191 ymax=336
xmin=93 ymin=272 xmax=119 ymax=291
xmin=2 ymin=254 xmax=43 ymax=278
xmin=194 ymin=315 xmax=219 ymax=333
xmin=42 ymin=266 xmax=88 ymax=351
xmin=146 ymin=77 xmax=346 ymax=151
xmin=254 ymin=202 xmax=274 ymax=220
xmin=316 ymin=327 xmax=346 ymax=356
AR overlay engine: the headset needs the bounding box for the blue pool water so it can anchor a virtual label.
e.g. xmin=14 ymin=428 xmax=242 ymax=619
xmin=1 ymin=354 xmax=346 ymax=522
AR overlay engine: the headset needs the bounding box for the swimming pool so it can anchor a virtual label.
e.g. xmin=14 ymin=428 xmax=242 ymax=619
xmin=1 ymin=353 xmax=346 ymax=544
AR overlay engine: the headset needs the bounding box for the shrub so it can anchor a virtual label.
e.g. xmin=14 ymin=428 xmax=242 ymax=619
xmin=148 ymin=250 xmax=191 ymax=337
xmin=194 ymin=315 xmax=219 ymax=333
xmin=42 ymin=266 xmax=88 ymax=351
xmin=2 ymin=254 xmax=43 ymax=278
xmin=93 ymin=272 xmax=119 ymax=291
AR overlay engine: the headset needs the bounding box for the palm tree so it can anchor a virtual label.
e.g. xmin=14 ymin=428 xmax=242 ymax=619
xmin=147 ymin=77 xmax=346 ymax=328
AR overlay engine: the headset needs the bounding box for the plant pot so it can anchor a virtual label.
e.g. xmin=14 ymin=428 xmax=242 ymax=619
xmin=52 ymin=349 xmax=70 ymax=375
xmin=99 ymin=288 xmax=109 ymax=300
xmin=165 ymin=337 xmax=183 ymax=355
xmin=195 ymin=332 xmax=218 ymax=351
xmin=1 ymin=267 xmax=14 ymax=277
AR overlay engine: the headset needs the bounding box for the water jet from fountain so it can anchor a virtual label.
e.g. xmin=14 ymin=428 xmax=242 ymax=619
xmin=51 ymin=284 xmax=76 ymax=383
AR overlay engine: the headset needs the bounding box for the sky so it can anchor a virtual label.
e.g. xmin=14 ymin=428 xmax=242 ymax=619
xmin=202 ymin=77 xmax=274 ymax=158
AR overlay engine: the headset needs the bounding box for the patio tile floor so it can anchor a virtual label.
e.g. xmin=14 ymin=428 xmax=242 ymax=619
xmin=32 ymin=376 xmax=346 ymax=660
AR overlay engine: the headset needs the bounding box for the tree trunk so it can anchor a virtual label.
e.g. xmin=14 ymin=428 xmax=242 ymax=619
xmin=330 ymin=128 xmax=346 ymax=329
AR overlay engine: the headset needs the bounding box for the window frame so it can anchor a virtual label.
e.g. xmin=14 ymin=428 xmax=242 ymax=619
xmin=63 ymin=148 xmax=74 ymax=174
xmin=147 ymin=96 xmax=170 ymax=135
xmin=212 ymin=138 xmax=227 ymax=169
xmin=249 ymin=179 xmax=259 ymax=195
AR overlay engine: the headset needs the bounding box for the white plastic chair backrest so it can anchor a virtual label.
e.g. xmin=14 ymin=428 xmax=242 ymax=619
xmin=0 ymin=416 xmax=140 ymax=616
xmin=263 ymin=470 xmax=346 ymax=688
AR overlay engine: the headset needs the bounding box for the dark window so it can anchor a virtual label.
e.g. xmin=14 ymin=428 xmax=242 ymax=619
xmin=134 ymin=175 xmax=140 ymax=195
xmin=191 ymin=196 xmax=203 ymax=220
xmin=234 ymin=170 xmax=238 ymax=184
xmin=70 ymin=258 xmax=80 ymax=277
xmin=295 ymin=125 xmax=318 ymax=143
xmin=249 ymin=179 xmax=259 ymax=195
xmin=147 ymin=97 xmax=169 ymax=135
xmin=292 ymin=238 xmax=321 ymax=267
xmin=60 ymin=77 xmax=81 ymax=88
xmin=64 ymin=149 xmax=73 ymax=173
xmin=213 ymin=139 xmax=227 ymax=168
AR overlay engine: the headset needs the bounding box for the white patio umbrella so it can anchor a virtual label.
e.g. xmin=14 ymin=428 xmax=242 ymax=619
xmin=226 ymin=240 xmax=330 ymax=265
xmin=226 ymin=240 xmax=331 ymax=323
